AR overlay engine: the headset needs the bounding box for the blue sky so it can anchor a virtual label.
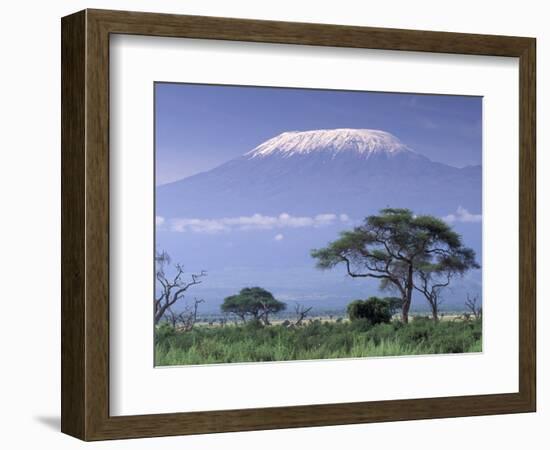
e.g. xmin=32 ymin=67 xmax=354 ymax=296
xmin=155 ymin=83 xmax=482 ymax=185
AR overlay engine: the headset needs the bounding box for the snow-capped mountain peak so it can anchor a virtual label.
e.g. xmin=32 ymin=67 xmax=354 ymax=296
xmin=246 ymin=129 xmax=412 ymax=159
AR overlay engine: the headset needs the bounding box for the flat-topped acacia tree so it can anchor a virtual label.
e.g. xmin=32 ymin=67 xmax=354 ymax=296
xmin=311 ymin=208 xmax=479 ymax=323
xmin=221 ymin=287 xmax=286 ymax=325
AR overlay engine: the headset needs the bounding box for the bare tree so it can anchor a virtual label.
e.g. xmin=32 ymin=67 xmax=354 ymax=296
xmin=294 ymin=303 xmax=313 ymax=326
xmin=165 ymin=307 xmax=179 ymax=328
xmin=155 ymin=251 xmax=206 ymax=325
xmin=465 ymin=293 xmax=482 ymax=320
xmin=165 ymin=298 xmax=204 ymax=331
xmin=414 ymin=267 xmax=452 ymax=322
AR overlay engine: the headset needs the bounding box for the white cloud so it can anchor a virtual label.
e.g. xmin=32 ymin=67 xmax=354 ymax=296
xmin=443 ymin=206 xmax=482 ymax=224
xmin=171 ymin=218 xmax=227 ymax=233
xmin=155 ymin=216 xmax=165 ymax=226
xmin=274 ymin=233 xmax=284 ymax=241
xmin=169 ymin=212 xmax=350 ymax=234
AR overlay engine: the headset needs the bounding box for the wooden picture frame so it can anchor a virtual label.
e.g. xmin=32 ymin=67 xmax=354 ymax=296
xmin=61 ymin=9 xmax=536 ymax=441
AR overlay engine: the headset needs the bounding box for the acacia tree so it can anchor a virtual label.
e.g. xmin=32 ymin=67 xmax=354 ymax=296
xmin=221 ymin=287 xmax=286 ymax=325
xmin=414 ymin=249 xmax=479 ymax=321
xmin=220 ymin=293 xmax=249 ymax=323
xmin=311 ymin=208 xmax=478 ymax=323
xmin=383 ymin=296 xmax=404 ymax=316
xmin=154 ymin=251 xmax=206 ymax=325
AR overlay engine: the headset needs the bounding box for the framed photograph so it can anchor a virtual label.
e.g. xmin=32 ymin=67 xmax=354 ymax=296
xmin=61 ymin=9 xmax=536 ymax=440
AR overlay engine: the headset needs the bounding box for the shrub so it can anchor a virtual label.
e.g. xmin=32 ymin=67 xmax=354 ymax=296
xmin=348 ymin=318 xmax=372 ymax=333
xmin=401 ymin=318 xmax=434 ymax=343
xmin=244 ymin=318 xmax=264 ymax=330
xmin=156 ymin=322 xmax=176 ymax=339
xmin=365 ymin=323 xmax=396 ymax=344
xmin=432 ymin=334 xmax=468 ymax=353
xmin=347 ymin=297 xmax=393 ymax=325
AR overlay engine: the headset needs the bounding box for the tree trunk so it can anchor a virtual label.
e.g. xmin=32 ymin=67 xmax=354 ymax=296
xmin=154 ymin=304 xmax=169 ymax=325
xmin=431 ymin=302 xmax=439 ymax=322
xmin=402 ymin=298 xmax=411 ymax=324
xmin=402 ymin=264 xmax=414 ymax=324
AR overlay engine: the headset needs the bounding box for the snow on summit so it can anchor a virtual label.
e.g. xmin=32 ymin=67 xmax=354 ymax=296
xmin=246 ymin=129 xmax=412 ymax=159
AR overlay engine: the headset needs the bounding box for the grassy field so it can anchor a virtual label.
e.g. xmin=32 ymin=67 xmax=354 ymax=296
xmin=155 ymin=316 xmax=482 ymax=366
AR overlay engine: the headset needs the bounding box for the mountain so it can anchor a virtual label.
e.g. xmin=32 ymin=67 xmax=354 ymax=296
xmin=156 ymin=129 xmax=482 ymax=311
xmin=246 ymin=128 xmax=411 ymax=158
xmin=157 ymin=129 xmax=481 ymax=219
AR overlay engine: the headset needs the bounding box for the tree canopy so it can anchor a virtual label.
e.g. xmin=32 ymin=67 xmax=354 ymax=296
xmin=311 ymin=208 xmax=479 ymax=323
xmin=221 ymin=287 xmax=286 ymax=325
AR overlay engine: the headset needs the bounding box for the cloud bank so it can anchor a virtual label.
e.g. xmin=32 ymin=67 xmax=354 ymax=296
xmin=169 ymin=212 xmax=349 ymax=234
xmin=443 ymin=206 xmax=482 ymax=224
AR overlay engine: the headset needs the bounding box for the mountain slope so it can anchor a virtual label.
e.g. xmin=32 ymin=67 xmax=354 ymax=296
xmin=157 ymin=129 xmax=481 ymax=219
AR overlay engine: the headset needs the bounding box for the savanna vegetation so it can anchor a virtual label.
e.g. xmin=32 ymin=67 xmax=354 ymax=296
xmin=154 ymin=208 xmax=482 ymax=366
xmin=155 ymin=315 xmax=482 ymax=365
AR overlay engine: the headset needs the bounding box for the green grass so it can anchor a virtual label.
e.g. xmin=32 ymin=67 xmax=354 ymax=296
xmin=155 ymin=317 xmax=482 ymax=366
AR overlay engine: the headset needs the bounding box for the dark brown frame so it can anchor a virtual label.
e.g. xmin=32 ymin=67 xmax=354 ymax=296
xmin=61 ymin=9 xmax=536 ymax=441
